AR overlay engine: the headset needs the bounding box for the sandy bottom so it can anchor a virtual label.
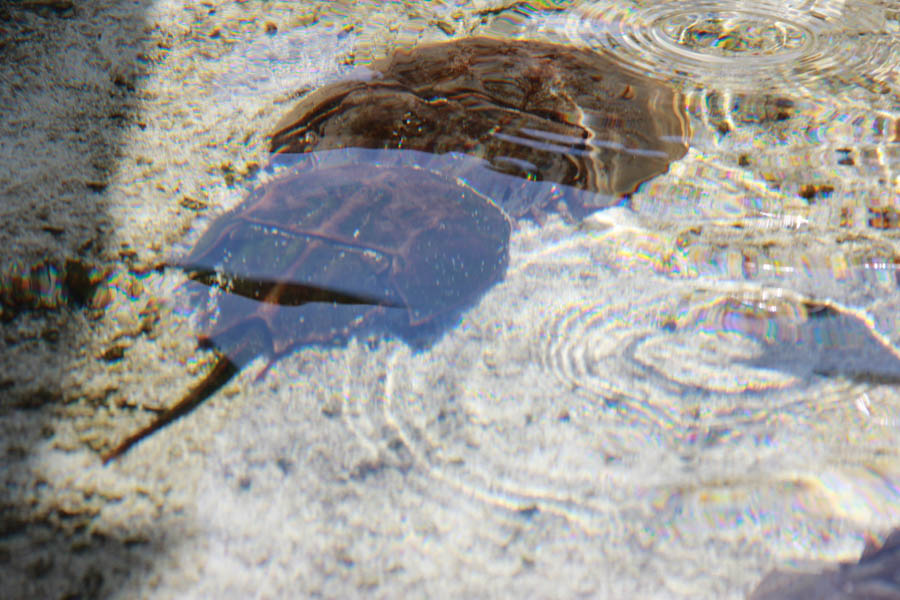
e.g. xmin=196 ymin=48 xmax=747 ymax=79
xmin=2 ymin=1 xmax=900 ymax=598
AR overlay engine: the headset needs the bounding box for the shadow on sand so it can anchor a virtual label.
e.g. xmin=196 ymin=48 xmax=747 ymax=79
xmin=0 ymin=1 xmax=166 ymax=597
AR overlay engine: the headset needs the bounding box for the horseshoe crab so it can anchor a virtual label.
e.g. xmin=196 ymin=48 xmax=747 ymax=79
xmin=103 ymin=37 xmax=688 ymax=461
xmin=270 ymin=36 xmax=689 ymax=220
xmin=102 ymin=151 xmax=510 ymax=461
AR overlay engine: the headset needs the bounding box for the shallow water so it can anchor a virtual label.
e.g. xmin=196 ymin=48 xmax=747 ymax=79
xmin=172 ymin=1 xmax=900 ymax=594
xmin=4 ymin=0 xmax=900 ymax=597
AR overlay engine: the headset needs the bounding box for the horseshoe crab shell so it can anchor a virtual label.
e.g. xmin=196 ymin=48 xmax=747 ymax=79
xmin=270 ymin=36 xmax=690 ymax=219
xmin=102 ymin=150 xmax=510 ymax=461
xmin=182 ymin=152 xmax=511 ymax=361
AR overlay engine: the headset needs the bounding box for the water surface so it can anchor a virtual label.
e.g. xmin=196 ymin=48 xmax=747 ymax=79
xmin=174 ymin=0 xmax=900 ymax=595
xmin=9 ymin=0 xmax=897 ymax=597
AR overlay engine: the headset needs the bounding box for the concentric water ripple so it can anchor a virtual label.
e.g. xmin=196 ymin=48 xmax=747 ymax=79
xmin=561 ymin=0 xmax=897 ymax=91
xmin=538 ymin=288 xmax=803 ymax=400
xmin=357 ymin=272 xmax=900 ymax=537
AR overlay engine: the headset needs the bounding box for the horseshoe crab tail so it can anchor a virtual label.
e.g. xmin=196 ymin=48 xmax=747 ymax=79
xmin=101 ymin=353 xmax=238 ymax=464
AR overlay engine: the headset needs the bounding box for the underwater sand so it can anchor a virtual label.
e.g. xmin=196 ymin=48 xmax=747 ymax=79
xmin=2 ymin=0 xmax=900 ymax=598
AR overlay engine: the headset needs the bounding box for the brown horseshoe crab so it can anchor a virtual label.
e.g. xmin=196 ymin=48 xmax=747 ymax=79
xmin=103 ymin=150 xmax=510 ymax=461
xmin=270 ymin=36 xmax=689 ymax=220
xmin=103 ymin=36 xmax=688 ymax=461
